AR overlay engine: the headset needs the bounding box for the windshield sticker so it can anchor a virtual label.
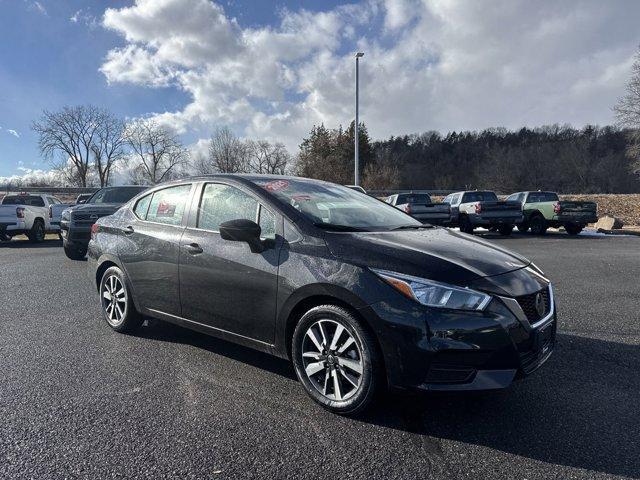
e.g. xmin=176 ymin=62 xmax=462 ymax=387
xmin=264 ymin=180 xmax=289 ymax=192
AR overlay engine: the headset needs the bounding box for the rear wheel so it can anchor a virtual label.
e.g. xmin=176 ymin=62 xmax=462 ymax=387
xmin=565 ymin=223 xmax=583 ymax=235
xmin=292 ymin=305 xmax=382 ymax=415
xmin=459 ymin=215 xmax=474 ymax=234
xmin=27 ymin=219 xmax=45 ymax=242
xmin=530 ymin=215 xmax=547 ymax=235
xmin=498 ymin=224 xmax=513 ymax=236
xmin=100 ymin=266 xmax=143 ymax=333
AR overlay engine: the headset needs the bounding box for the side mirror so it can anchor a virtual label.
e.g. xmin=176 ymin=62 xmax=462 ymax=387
xmin=219 ymin=219 xmax=264 ymax=253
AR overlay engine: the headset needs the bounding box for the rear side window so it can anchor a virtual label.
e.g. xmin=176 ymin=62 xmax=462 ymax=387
xmin=133 ymin=194 xmax=152 ymax=219
xmin=145 ymin=184 xmax=192 ymax=226
xmin=404 ymin=194 xmax=431 ymax=204
xmin=197 ymin=183 xmax=275 ymax=238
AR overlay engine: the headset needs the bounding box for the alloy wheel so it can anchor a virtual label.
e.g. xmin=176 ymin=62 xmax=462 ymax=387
xmin=102 ymin=274 xmax=127 ymax=326
xmin=301 ymin=319 xmax=363 ymax=401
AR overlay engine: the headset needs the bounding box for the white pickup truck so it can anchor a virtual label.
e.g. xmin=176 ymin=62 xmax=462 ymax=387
xmin=0 ymin=193 xmax=72 ymax=242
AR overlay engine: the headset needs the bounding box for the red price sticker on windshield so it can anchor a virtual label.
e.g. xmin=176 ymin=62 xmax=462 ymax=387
xmin=264 ymin=180 xmax=289 ymax=192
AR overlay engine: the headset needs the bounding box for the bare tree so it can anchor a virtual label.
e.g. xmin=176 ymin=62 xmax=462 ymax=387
xmin=615 ymin=48 xmax=640 ymax=170
xmin=248 ymin=140 xmax=290 ymax=174
xmin=92 ymin=111 xmax=126 ymax=187
xmin=32 ymin=105 xmax=103 ymax=187
xmin=362 ymin=159 xmax=400 ymax=190
xmin=200 ymin=127 xmax=249 ymax=174
xmin=124 ymin=119 xmax=189 ymax=184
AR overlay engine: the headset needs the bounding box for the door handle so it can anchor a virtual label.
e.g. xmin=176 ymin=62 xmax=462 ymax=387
xmin=123 ymin=226 xmax=134 ymax=235
xmin=184 ymin=243 xmax=203 ymax=255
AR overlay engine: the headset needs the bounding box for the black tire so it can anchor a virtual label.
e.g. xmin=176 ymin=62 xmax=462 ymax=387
xmin=565 ymin=224 xmax=583 ymax=236
xmin=530 ymin=215 xmax=547 ymax=235
xmin=63 ymin=241 xmax=87 ymax=260
xmin=498 ymin=224 xmax=513 ymax=236
xmin=292 ymin=304 xmax=382 ymax=415
xmin=27 ymin=219 xmax=45 ymax=243
xmin=517 ymin=223 xmax=529 ymax=233
xmin=459 ymin=215 xmax=474 ymax=234
xmin=99 ymin=266 xmax=143 ymax=333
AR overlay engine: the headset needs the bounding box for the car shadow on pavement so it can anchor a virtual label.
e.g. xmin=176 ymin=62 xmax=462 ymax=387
xmin=360 ymin=333 xmax=640 ymax=478
xmin=135 ymin=319 xmax=297 ymax=380
xmin=0 ymin=239 xmax=63 ymax=248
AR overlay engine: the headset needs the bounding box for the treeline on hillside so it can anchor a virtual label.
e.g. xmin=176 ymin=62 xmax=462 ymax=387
xmin=298 ymin=123 xmax=640 ymax=193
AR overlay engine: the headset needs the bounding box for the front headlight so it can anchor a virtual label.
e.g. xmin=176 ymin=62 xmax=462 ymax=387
xmin=372 ymin=269 xmax=491 ymax=311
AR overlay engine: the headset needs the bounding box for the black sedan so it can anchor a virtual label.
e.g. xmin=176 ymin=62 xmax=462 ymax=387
xmin=87 ymin=175 xmax=556 ymax=415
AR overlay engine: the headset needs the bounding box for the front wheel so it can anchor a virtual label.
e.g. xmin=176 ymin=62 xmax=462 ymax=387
xmin=530 ymin=215 xmax=547 ymax=235
xmin=498 ymin=224 xmax=513 ymax=236
xmin=292 ymin=305 xmax=382 ymax=415
xmin=565 ymin=224 xmax=583 ymax=235
xmin=99 ymin=266 xmax=143 ymax=333
xmin=459 ymin=215 xmax=474 ymax=234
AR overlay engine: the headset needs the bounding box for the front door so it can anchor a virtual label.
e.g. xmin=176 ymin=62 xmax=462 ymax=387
xmin=179 ymin=182 xmax=281 ymax=344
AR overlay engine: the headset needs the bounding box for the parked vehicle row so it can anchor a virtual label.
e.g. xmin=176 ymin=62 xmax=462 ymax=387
xmin=86 ymin=175 xmax=557 ymax=415
xmin=0 ymin=193 xmax=72 ymax=242
xmin=385 ymin=192 xmax=452 ymax=226
xmin=60 ymin=186 xmax=147 ymax=259
xmin=386 ymin=189 xmax=597 ymax=236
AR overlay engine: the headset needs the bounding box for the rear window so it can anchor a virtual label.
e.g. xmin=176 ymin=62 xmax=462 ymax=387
xmin=462 ymin=192 xmax=498 ymax=203
xmin=397 ymin=194 xmax=431 ymax=204
xmin=527 ymin=192 xmax=559 ymax=203
xmin=1 ymin=195 xmax=45 ymax=207
xmin=145 ymin=184 xmax=192 ymax=226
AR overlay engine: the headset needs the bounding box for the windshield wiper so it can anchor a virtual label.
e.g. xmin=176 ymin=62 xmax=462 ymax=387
xmin=313 ymin=222 xmax=369 ymax=232
xmin=391 ymin=224 xmax=434 ymax=230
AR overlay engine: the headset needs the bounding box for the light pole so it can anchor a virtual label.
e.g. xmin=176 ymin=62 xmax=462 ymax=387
xmin=354 ymin=51 xmax=364 ymax=186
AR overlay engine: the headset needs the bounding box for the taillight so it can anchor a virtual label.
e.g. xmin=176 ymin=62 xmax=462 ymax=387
xmin=553 ymin=202 xmax=561 ymax=214
xmin=16 ymin=207 xmax=25 ymax=219
xmin=49 ymin=206 xmax=53 ymax=218
xmin=403 ymin=204 xmax=412 ymax=214
xmin=91 ymin=223 xmax=100 ymax=240
xmin=475 ymin=203 xmax=482 ymax=214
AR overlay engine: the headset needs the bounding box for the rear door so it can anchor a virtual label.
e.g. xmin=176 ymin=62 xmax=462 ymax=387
xmin=179 ymin=181 xmax=282 ymax=344
xmin=117 ymin=183 xmax=194 ymax=317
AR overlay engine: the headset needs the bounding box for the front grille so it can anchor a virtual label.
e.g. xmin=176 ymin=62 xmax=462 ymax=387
xmin=516 ymin=288 xmax=550 ymax=323
xmin=72 ymin=212 xmax=107 ymax=224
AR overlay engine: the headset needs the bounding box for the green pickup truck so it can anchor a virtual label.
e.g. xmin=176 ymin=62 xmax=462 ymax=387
xmin=506 ymin=191 xmax=597 ymax=235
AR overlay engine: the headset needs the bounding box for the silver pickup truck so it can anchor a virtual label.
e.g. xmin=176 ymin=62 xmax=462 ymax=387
xmin=385 ymin=192 xmax=452 ymax=226
xmin=0 ymin=193 xmax=72 ymax=242
xmin=443 ymin=191 xmax=523 ymax=235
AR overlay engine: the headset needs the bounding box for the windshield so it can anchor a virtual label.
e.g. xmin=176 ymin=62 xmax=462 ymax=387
xmin=251 ymin=177 xmax=421 ymax=231
xmin=87 ymin=187 xmax=146 ymax=204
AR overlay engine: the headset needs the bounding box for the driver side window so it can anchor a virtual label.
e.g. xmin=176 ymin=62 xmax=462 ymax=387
xmin=197 ymin=183 xmax=276 ymax=239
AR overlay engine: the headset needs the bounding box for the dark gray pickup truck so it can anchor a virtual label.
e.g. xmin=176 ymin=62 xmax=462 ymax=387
xmin=444 ymin=191 xmax=523 ymax=235
xmin=385 ymin=192 xmax=452 ymax=226
xmin=61 ymin=186 xmax=147 ymax=259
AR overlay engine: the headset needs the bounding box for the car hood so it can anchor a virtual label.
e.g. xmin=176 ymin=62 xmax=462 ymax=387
xmin=69 ymin=203 xmax=123 ymax=214
xmin=324 ymin=227 xmax=530 ymax=287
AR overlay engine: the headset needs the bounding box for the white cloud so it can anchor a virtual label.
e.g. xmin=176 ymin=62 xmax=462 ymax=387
xmin=7 ymin=129 xmax=20 ymax=138
xmin=27 ymin=1 xmax=47 ymax=15
xmin=70 ymin=8 xmax=98 ymax=28
xmin=99 ymin=0 xmax=640 ymax=153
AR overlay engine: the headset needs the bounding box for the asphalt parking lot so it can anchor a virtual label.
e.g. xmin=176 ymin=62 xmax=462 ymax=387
xmin=1 ymin=231 xmax=639 ymax=480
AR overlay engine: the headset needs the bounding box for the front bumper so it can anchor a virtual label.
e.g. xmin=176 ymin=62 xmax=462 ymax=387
xmin=359 ymin=282 xmax=556 ymax=392
xmin=61 ymin=224 xmax=91 ymax=245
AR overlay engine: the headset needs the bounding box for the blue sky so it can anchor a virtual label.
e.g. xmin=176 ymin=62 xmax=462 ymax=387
xmin=1 ymin=0 xmax=639 ymax=180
